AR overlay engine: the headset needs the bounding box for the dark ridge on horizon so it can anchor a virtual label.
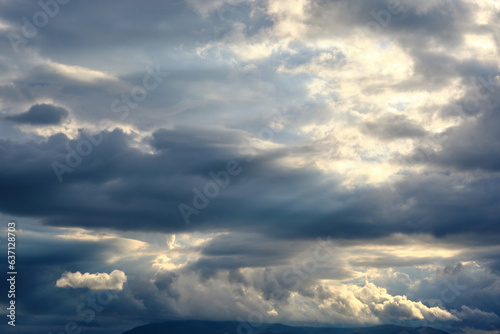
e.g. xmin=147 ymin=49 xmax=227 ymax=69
xmin=122 ymin=320 xmax=450 ymax=334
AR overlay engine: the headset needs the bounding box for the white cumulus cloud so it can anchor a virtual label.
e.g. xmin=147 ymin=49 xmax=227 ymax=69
xmin=56 ymin=270 xmax=127 ymax=290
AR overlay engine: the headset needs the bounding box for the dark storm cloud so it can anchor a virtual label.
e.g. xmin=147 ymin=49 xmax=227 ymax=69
xmin=1 ymin=126 xmax=500 ymax=242
xmin=433 ymin=108 xmax=500 ymax=171
xmin=4 ymin=103 xmax=68 ymax=125
xmin=21 ymin=233 xmax=113 ymax=266
xmin=154 ymin=271 xmax=181 ymax=300
xmin=0 ymin=127 xmax=331 ymax=233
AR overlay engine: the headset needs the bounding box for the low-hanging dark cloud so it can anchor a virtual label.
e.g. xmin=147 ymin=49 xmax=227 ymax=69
xmin=0 ymin=127 xmax=499 ymax=243
xmin=4 ymin=103 xmax=68 ymax=125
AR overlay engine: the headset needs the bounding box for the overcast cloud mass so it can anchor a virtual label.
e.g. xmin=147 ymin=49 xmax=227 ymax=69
xmin=0 ymin=1 xmax=499 ymax=333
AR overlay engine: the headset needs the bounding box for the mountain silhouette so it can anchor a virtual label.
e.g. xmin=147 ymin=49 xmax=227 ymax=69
xmin=122 ymin=320 xmax=450 ymax=334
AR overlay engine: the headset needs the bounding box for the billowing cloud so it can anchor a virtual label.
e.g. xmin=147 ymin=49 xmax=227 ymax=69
xmin=56 ymin=270 xmax=127 ymax=290
xmin=318 ymin=283 xmax=459 ymax=323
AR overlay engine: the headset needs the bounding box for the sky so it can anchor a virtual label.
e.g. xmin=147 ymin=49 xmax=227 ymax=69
xmin=0 ymin=0 xmax=500 ymax=333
